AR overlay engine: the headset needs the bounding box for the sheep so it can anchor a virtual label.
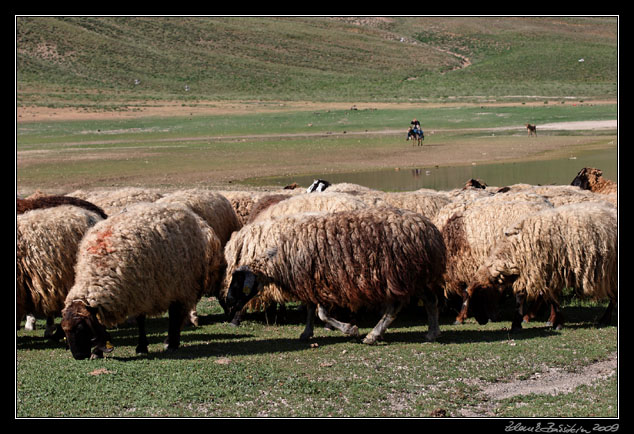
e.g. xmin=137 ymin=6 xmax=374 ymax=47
xmin=61 ymin=202 xmax=224 ymax=359
xmin=379 ymin=191 xmax=451 ymax=221
xmin=17 ymin=205 xmax=105 ymax=338
xmin=495 ymin=183 xmax=616 ymax=207
xmin=464 ymin=202 xmax=617 ymax=331
xmin=571 ymin=167 xmax=618 ymax=195
xmin=433 ymin=193 xmax=554 ymax=324
xmin=249 ymin=191 xmax=370 ymax=224
xmin=224 ymin=207 xmax=447 ymax=344
xmin=17 ymin=195 xmax=108 ymax=219
xmin=67 ymin=187 xmax=163 ymax=216
xmin=156 ymin=189 xmax=241 ymax=247
xmin=219 ymin=190 xmax=271 ymax=225
xmin=223 ymin=192 xmax=373 ymax=323
xmin=155 ymin=189 xmax=241 ymax=324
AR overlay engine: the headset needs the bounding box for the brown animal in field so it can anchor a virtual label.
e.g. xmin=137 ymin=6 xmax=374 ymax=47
xmin=525 ymin=123 xmax=537 ymax=136
xmin=570 ymin=167 xmax=617 ymax=195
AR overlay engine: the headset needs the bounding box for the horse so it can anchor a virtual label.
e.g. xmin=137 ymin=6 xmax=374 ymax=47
xmin=525 ymin=123 xmax=537 ymax=136
xmin=407 ymin=127 xmax=424 ymax=146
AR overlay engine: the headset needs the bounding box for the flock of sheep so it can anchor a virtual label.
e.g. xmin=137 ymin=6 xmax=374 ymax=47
xmin=16 ymin=167 xmax=617 ymax=360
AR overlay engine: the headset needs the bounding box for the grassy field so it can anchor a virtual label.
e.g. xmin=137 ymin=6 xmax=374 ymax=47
xmin=16 ymin=296 xmax=617 ymax=418
xmin=16 ymin=102 xmax=618 ymax=194
xmin=16 ymin=17 xmax=617 ymax=104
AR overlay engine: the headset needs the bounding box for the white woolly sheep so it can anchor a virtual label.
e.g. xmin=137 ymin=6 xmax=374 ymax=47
xmin=156 ymin=188 xmax=241 ymax=324
xmin=68 ymin=187 xmax=164 ymax=215
xmin=432 ymin=192 xmax=554 ymax=324
xmin=156 ymin=189 xmax=241 ymax=247
xmin=465 ymin=201 xmax=617 ymax=330
xmin=61 ymin=202 xmax=224 ymax=359
xmin=224 ymin=207 xmax=447 ymax=345
xmin=17 ymin=205 xmax=104 ymax=338
xmin=249 ymin=191 xmax=370 ymax=223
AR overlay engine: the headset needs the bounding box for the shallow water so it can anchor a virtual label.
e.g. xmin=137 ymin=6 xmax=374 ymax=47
xmin=244 ymin=147 xmax=617 ymax=192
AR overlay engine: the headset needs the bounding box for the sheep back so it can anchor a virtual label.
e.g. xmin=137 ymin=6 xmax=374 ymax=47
xmin=156 ymin=188 xmax=241 ymax=246
xmin=65 ymin=202 xmax=223 ymax=327
xmin=486 ymin=202 xmax=617 ymax=302
xmin=247 ymin=207 xmax=447 ymax=312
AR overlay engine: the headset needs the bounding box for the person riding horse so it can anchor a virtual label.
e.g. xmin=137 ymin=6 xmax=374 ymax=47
xmin=407 ymin=118 xmax=424 ymax=144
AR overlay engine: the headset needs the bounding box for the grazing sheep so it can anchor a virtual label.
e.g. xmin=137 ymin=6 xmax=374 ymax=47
xmin=156 ymin=189 xmax=240 ymax=324
xmin=224 ymin=207 xmax=447 ymax=344
xmin=61 ymin=202 xmax=223 ymax=359
xmin=433 ymin=193 xmax=554 ymax=324
xmin=465 ymin=202 xmax=617 ymax=330
xmin=17 ymin=205 xmax=104 ymax=338
xmin=496 ymin=183 xmax=616 ymax=207
xmin=68 ymin=187 xmax=163 ymax=216
xmin=17 ymin=195 xmax=108 ymax=219
xmin=156 ymin=189 xmax=241 ymax=247
xmin=571 ymin=167 xmax=617 ymax=195
xmin=219 ymin=191 xmax=270 ymax=225
xmin=224 ymin=192 xmax=372 ymax=323
xmin=246 ymin=194 xmax=290 ymax=224
xmin=379 ymin=191 xmax=451 ymax=220
xmin=249 ymin=191 xmax=369 ymax=223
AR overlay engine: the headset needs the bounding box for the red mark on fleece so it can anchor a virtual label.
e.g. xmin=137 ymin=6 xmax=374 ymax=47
xmin=86 ymin=227 xmax=116 ymax=256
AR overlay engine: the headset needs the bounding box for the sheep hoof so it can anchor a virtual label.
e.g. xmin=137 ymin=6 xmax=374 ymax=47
xmin=136 ymin=345 xmax=149 ymax=354
xmin=345 ymin=325 xmax=360 ymax=337
xmin=425 ymin=331 xmax=441 ymax=342
xmin=362 ymin=334 xmax=380 ymax=345
xmin=299 ymin=331 xmax=313 ymax=341
xmin=453 ymin=320 xmax=463 ymax=325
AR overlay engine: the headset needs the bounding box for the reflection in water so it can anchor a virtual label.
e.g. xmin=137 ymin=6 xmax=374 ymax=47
xmin=243 ymin=147 xmax=617 ymax=192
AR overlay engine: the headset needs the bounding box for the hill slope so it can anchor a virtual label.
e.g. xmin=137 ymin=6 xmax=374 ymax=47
xmin=16 ymin=16 xmax=618 ymax=104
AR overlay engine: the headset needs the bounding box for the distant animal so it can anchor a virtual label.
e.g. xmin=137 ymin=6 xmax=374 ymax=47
xmin=525 ymin=123 xmax=537 ymax=136
xmin=407 ymin=127 xmax=424 ymax=146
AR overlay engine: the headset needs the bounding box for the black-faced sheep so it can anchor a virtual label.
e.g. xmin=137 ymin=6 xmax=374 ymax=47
xmin=17 ymin=205 xmax=105 ymax=338
xmin=61 ymin=202 xmax=224 ymax=359
xmin=570 ymin=167 xmax=617 ymax=195
xmin=224 ymin=207 xmax=447 ymax=344
xmin=222 ymin=192 xmax=373 ymax=324
xmin=465 ymin=202 xmax=617 ymax=331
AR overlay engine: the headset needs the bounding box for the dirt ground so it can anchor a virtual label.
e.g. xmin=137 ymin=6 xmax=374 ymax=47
xmin=16 ymin=100 xmax=618 ymax=194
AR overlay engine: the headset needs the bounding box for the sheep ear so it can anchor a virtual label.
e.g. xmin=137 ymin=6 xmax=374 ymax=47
xmin=85 ymin=309 xmax=114 ymax=354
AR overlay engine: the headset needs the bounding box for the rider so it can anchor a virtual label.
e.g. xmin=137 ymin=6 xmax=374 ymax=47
xmin=409 ymin=118 xmax=423 ymax=138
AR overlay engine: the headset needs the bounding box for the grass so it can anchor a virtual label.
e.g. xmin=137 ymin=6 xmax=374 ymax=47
xmin=16 ymin=17 xmax=617 ymax=104
xmin=16 ymin=103 xmax=617 ymax=193
xmin=16 ymin=297 xmax=617 ymax=418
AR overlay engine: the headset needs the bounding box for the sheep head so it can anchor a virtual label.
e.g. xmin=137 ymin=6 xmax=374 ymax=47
xmin=61 ymin=300 xmax=114 ymax=360
xmin=466 ymin=261 xmax=517 ymax=325
xmin=225 ymin=266 xmax=262 ymax=320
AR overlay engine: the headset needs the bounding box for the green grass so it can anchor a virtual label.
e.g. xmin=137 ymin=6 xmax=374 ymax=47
xmin=16 ymin=297 xmax=617 ymax=418
xmin=16 ymin=16 xmax=617 ymax=104
xmin=16 ymin=103 xmax=617 ymax=192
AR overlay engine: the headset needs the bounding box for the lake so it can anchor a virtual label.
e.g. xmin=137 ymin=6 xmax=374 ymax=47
xmin=243 ymin=146 xmax=618 ymax=192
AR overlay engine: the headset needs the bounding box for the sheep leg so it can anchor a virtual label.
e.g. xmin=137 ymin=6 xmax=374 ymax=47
xmin=598 ymin=300 xmax=616 ymax=326
xmin=135 ymin=315 xmax=149 ymax=354
xmin=421 ymin=290 xmax=442 ymax=341
xmin=317 ymin=305 xmax=359 ymax=338
xmin=454 ymin=289 xmax=470 ymax=325
xmin=363 ymin=301 xmax=403 ymax=345
xmin=523 ymin=296 xmax=545 ymax=323
xmin=511 ymin=291 xmax=527 ymax=331
xmin=545 ymin=302 xmax=564 ymax=330
xmin=165 ymin=302 xmax=187 ymax=351
xmin=299 ymin=303 xmax=316 ymax=341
